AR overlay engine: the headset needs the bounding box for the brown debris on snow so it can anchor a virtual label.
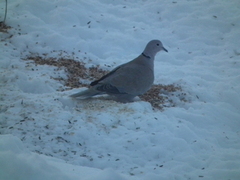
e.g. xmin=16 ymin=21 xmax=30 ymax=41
xmin=0 ymin=22 xmax=11 ymax=33
xmin=139 ymin=84 xmax=185 ymax=110
xmin=26 ymin=54 xmax=108 ymax=88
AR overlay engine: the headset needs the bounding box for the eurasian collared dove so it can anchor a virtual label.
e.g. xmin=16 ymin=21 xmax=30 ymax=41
xmin=70 ymin=40 xmax=168 ymax=102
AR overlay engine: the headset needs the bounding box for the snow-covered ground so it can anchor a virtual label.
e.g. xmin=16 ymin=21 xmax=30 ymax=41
xmin=1 ymin=0 xmax=240 ymax=180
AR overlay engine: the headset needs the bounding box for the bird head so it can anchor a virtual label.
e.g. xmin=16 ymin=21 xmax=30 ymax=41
xmin=143 ymin=40 xmax=168 ymax=59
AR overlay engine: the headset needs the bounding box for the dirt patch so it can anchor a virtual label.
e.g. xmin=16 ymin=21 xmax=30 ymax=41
xmin=25 ymin=53 xmax=108 ymax=88
xmin=0 ymin=22 xmax=11 ymax=33
xmin=139 ymin=84 xmax=187 ymax=110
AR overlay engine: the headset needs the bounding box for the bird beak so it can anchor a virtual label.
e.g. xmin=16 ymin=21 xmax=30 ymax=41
xmin=162 ymin=47 xmax=168 ymax=52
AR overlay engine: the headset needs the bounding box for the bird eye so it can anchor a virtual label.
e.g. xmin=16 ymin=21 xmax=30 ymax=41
xmin=156 ymin=43 xmax=159 ymax=46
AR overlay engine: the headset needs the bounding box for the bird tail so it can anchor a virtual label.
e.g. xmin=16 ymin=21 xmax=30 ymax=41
xmin=70 ymin=88 xmax=102 ymax=99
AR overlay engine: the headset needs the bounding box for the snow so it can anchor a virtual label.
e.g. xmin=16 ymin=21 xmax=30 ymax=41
xmin=1 ymin=0 xmax=240 ymax=180
xmin=0 ymin=135 xmax=127 ymax=180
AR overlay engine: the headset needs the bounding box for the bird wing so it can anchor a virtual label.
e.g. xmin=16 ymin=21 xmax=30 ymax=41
xmin=90 ymin=64 xmax=124 ymax=86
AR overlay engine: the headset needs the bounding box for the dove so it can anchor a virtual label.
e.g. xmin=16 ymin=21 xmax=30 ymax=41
xmin=70 ymin=40 xmax=168 ymax=102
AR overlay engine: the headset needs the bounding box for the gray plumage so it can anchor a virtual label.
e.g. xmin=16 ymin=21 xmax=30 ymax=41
xmin=70 ymin=40 xmax=168 ymax=102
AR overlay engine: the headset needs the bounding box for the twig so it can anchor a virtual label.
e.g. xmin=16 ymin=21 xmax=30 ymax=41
xmin=1 ymin=0 xmax=7 ymax=28
xmin=3 ymin=0 xmax=8 ymax=24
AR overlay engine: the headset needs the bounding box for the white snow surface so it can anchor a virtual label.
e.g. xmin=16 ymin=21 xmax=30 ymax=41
xmin=1 ymin=0 xmax=240 ymax=180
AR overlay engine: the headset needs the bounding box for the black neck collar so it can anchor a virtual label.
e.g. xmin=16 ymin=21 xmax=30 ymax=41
xmin=142 ymin=53 xmax=150 ymax=59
